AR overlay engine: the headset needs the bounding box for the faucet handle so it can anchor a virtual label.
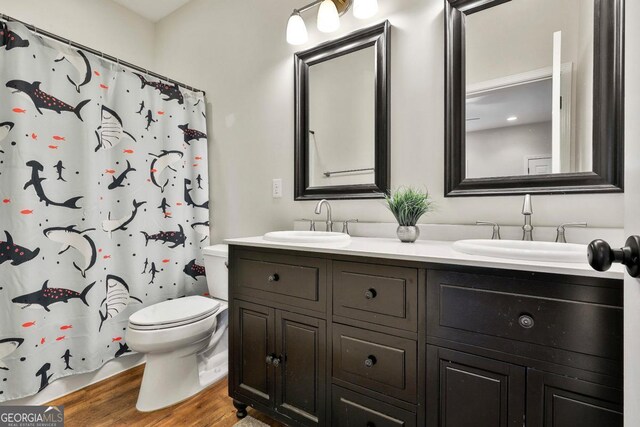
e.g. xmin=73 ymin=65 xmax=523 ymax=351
xmin=555 ymin=222 xmax=587 ymax=243
xmin=522 ymin=194 xmax=533 ymax=215
xmin=299 ymin=219 xmax=316 ymax=231
xmin=476 ymin=221 xmax=501 ymax=240
xmin=342 ymin=219 xmax=359 ymax=235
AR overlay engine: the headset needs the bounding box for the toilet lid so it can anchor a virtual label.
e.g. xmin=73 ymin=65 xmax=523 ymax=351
xmin=128 ymin=295 xmax=221 ymax=327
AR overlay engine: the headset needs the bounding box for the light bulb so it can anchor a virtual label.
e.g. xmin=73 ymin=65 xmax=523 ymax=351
xmin=353 ymin=0 xmax=379 ymax=19
xmin=317 ymin=0 xmax=340 ymax=33
xmin=286 ymin=11 xmax=308 ymax=45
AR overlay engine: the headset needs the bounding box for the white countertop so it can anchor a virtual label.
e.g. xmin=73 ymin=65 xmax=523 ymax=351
xmin=224 ymin=236 xmax=625 ymax=280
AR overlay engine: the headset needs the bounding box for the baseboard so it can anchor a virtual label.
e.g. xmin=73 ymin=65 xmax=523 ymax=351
xmin=0 ymin=353 xmax=145 ymax=406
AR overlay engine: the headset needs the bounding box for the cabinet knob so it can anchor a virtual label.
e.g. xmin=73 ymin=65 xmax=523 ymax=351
xmin=588 ymin=236 xmax=640 ymax=277
xmin=366 ymin=423 xmax=376 ymax=427
xmin=268 ymin=273 xmax=280 ymax=283
xmin=364 ymin=355 xmax=377 ymax=368
xmin=364 ymin=288 xmax=377 ymax=300
xmin=265 ymin=354 xmax=282 ymax=367
xmin=518 ymin=314 xmax=534 ymax=329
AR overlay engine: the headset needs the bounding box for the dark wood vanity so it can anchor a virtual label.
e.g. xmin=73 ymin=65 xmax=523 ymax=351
xmin=228 ymin=245 xmax=623 ymax=426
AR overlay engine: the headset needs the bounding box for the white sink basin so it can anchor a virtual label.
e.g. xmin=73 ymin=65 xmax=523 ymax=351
xmin=453 ymin=239 xmax=587 ymax=263
xmin=263 ymin=230 xmax=351 ymax=244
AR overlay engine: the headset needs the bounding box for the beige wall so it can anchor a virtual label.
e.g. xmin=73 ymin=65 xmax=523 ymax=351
xmin=0 ymin=0 xmax=156 ymax=69
xmin=154 ymin=0 xmax=622 ymax=243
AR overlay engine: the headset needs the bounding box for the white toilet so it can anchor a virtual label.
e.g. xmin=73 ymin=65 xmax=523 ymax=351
xmin=126 ymin=244 xmax=229 ymax=412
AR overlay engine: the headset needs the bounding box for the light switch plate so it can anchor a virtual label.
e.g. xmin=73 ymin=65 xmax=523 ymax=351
xmin=272 ymin=179 xmax=282 ymax=198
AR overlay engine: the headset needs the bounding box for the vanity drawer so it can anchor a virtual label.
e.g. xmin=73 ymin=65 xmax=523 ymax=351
xmin=235 ymin=250 xmax=326 ymax=312
xmin=427 ymin=270 xmax=623 ymax=370
xmin=332 ymin=324 xmax=417 ymax=403
xmin=333 ymin=261 xmax=418 ymax=332
xmin=331 ymin=385 xmax=416 ymax=427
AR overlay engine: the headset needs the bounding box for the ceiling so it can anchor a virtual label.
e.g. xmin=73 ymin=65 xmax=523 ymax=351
xmin=466 ymin=78 xmax=553 ymax=133
xmin=111 ymin=0 xmax=193 ymax=22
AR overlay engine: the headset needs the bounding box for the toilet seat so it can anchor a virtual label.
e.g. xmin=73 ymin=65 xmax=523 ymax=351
xmin=129 ymin=296 xmax=221 ymax=331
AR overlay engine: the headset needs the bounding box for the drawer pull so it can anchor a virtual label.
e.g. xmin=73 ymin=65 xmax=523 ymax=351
xmin=364 ymin=355 xmax=377 ymax=368
xmin=267 ymin=273 xmax=280 ymax=283
xmin=364 ymin=288 xmax=377 ymax=299
xmin=518 ymin=314 xmax=535 ymax=329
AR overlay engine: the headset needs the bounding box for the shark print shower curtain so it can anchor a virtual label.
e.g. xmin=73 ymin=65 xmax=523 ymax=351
xmin=0 ymin=21 xmax=210 ymax=401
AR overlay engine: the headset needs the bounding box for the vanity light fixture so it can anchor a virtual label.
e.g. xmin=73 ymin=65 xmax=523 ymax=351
xmin=507 ymin=116 xmax=518 ymax=121
xmin=317 ymin=0 xmax=341 ymax=33
xmin=286 ymin=0 xmax=379 ymax=45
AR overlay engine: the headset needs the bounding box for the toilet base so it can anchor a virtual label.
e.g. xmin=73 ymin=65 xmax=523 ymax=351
xmin=135 ymin=341 xmax=227 ymax=412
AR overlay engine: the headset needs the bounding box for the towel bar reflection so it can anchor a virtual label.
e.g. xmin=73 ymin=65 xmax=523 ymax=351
xmin=323 ymin=167 xmax=375 ymax=177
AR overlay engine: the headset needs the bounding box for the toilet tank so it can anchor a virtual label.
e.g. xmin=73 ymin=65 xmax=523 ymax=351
xmin=202 ymin=244 xmax=228 ymax=301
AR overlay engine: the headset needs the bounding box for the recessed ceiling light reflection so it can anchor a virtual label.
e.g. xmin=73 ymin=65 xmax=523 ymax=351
xmin=507 ymin=116 xmax=518 ymax=121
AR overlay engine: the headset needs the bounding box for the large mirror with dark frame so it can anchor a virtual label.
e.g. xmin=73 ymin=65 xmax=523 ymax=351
xmin=445 ymin=0 xmax=624 ymax=196
xmin=295 ymin=21 xmax=390 ymax=200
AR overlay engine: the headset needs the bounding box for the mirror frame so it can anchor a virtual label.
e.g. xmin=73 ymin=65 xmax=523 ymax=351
xmin=445 ymin=0 xmax=624 ymax=196
xmin=294 ymin=20 xmax=390 ymax=200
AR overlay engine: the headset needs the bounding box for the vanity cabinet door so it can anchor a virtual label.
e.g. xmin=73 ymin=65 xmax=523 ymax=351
xmin=426 ymin=346 xmax=526 ymax=427
xmin=275 ymin=311 xmax=326 ymax=426
xmin=526 ymin=370 xmax=622 ymax=427
xmin=231 ymin=300 xmax=276 ymax=408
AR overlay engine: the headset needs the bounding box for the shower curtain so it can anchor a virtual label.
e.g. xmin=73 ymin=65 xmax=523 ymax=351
xmin=0 ymin=21 xmax=210 ymax=401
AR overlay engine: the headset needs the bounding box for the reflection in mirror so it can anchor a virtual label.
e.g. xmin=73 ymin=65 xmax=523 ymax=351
xmin=294 ymin=21 xmax=390 ymax=200
xmin=308 ymin=46 xmax=375 ymax=187
xmin=465 ymin=0 xmax=594 ymax=179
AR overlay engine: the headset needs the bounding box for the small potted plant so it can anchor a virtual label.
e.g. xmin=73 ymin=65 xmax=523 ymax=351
xmin=385 ymin=187 xmax=434 ymax=243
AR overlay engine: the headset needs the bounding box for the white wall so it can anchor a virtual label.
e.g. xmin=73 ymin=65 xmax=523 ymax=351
xmin=0 ymin=0 xmax=154 ymax=405
xmin=0 ymin=0 xmax=156 ymax=69
xmin=467 ymin=121 xmax=552 ymax=179
xmin=154 ymin=0 xmax=622 ymax=242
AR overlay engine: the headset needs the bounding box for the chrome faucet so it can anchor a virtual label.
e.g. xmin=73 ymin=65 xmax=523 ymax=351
xmin=521 ymin=194 xmax=534 ymax=241
xmin=476 ymin=221 xmax=501 ymax=240
xmin=555 ymin=222 xmax=587 ymax=243
xmin=314 ymin=199 xmax=333 ymax=232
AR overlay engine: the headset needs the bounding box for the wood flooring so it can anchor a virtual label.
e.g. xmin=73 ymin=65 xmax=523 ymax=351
xmin=47 ymin=365 xmax=283 ymax=427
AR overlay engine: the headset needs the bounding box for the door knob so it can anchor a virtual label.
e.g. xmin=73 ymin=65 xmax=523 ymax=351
xmin=588 ymin=236 xmax=640 ymax=277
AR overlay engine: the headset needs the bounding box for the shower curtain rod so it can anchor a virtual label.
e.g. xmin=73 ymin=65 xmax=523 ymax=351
xmin=0 ymin=13 xmax=206 ymax=95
